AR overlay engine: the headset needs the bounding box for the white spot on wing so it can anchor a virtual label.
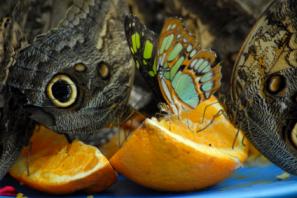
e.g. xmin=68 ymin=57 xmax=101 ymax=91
xmin=160 ymin=78 xmax=175 ymax=108
xmin=167 ymin=24 xmax=172 ymax=30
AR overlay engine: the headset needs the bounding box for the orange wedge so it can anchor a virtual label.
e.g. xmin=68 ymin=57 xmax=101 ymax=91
xmin=9 ymin=126 xmax=117 ymax=194
xmin=110 ymin=96 xmax=249 ymax=191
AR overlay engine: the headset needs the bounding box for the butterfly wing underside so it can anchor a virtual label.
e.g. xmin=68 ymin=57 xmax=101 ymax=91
xmin=157 ymin=18 xmax=221 ymax=113
xmin=124 ymin=15 xmax=162 ymax=100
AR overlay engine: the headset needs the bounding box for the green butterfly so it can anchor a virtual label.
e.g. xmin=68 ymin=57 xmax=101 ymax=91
xmin=125 ymin=15 xmax=222 ymax=115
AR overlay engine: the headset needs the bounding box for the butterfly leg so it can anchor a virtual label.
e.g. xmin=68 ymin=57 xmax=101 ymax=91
xmin=232 ymin=127 xmax=240 ymax=149
xmin=241 ymin=134 xmax=246 ymax=147
xmin=196 ymin=109 xmax=224 ymax=132
xmin=201 ymin=102 xmax=220 ymax=124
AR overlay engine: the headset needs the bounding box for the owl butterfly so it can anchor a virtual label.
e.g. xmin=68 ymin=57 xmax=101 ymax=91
xmin=220 ymin=0 xmax=297 ymax=175
xmin=124 ymin=15 xmax=221 ymax=116
xmin=0 ymin=0 xmax=134 ymax=180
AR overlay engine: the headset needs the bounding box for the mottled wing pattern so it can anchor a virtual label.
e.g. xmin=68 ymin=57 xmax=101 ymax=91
xmin=224 ymin=0 xmax=297 ymax=175
xmin=157 ymin=18 xmax=221 ymax=113
xmin=0 ymin=2 xmax=34 ymax=180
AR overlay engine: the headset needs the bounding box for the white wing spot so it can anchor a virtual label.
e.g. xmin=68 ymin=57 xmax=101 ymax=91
xmin=167 ymin=24 xmax=172 ymax=30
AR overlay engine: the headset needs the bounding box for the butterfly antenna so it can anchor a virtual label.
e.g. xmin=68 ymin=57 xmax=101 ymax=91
xmin=201 ymin=102 xmax=220 ymax=124
xmin=196 ymin=109 xmax=224 ymax=132
xmin=241 ymin=135 xmax=246 ymax=147
xmin=232 ymin=128 xmax=240 ymax=149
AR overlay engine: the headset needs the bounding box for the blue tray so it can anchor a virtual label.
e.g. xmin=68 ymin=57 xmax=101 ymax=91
xmin=1 ymin=163 xmax=297 ymax=198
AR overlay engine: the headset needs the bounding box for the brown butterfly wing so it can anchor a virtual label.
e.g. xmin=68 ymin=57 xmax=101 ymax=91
xmin=228 ymin=0 xmax=297 ymax=174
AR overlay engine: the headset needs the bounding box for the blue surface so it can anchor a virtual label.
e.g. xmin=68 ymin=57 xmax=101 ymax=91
xmin=1 ymin=163 xmax=297 ymax=198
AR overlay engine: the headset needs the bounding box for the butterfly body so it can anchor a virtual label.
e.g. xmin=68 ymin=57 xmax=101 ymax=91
xmin=125 ymin=16 xmax=221 ymax=115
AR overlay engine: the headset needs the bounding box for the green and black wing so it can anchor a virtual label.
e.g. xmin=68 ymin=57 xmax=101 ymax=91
xmin=124 ymin=15 xmax=162 ymax=101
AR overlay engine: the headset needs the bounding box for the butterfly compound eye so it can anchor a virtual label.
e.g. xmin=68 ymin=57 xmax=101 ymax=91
xmin=265 ymin=74 xmax=286 ymax=95
xmin=47 ymin=74 xmax=77 ymax=108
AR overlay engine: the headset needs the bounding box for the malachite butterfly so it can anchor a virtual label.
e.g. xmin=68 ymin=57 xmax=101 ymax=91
xmin=124 ymin=15 xmax=222 ymax=115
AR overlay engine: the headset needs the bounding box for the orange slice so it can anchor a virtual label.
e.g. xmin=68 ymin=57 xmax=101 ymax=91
xmin=110 ymin=96 xmax=249 ymax=191
xmin=9 ymin=126 xmax=117 ymax=194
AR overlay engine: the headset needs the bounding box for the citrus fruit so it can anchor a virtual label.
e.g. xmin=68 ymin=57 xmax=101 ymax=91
xmin=9 ymin=126 xmax=117 ymax=194
xmin=110 ymin=96 xmax=249 ymax=191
